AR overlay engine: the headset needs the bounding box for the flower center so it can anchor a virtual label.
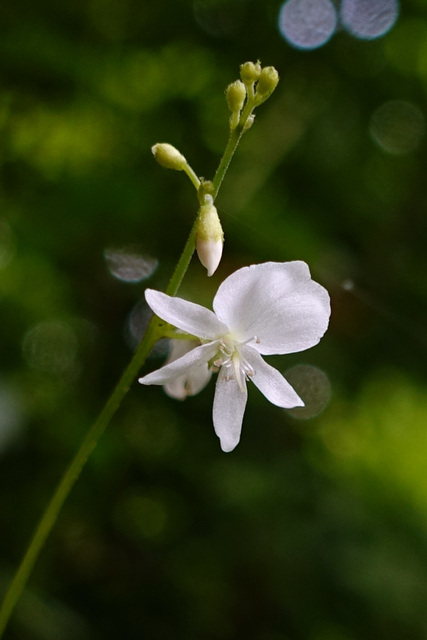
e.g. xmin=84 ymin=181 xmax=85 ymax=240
xmin=213 ymin=336 xmax=255 ymax=392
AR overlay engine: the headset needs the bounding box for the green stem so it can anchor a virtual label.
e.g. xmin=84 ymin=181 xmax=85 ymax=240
xmin=0 ymin=221 xmax=197 ymax=637
xmin=164 ymin=217 xmax=197 ymax=296
xmin=183 ymin=164 xmax=201 ymax=191
xmin=212 ymin=99 xmax=255 ymax=198
xmin=0 ymin=81 xmax=255 ymax=636
xmin=0 ymin=316 xmax=159 ymax=638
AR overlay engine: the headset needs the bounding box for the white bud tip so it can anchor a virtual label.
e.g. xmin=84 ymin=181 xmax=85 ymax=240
xmin=196 ymin=237 xmax=223 ymax=277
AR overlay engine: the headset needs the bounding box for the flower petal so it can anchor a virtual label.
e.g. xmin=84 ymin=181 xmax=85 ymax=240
xmin=213 ymin=371 xmax=247 ymax=452
xmin=145 ymin=289 xmax=227 ymax=340
xmin=243 ymin=346 xmax=304 ymax=408
xmin=138 ymin=341 xmax=218 ymax=386
xmin=163 ymin=340 xmax=212 ymax=399
xmin=213 ymin=261 xmax=330 ymax=355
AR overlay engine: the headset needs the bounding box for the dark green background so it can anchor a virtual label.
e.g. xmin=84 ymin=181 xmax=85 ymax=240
xmin=2 ymin=1 xmax=427 ymax=638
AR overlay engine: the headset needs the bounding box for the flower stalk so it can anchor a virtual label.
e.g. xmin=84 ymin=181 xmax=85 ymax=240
xmin=212 ymin=63 xmax=278 ymax=198
xmin=0 ymin=214 xmax=198 ymax=638
xmin=0 ymin=61 xmax=280 ymax=637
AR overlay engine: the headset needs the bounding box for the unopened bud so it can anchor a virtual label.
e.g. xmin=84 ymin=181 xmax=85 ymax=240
xmin=255 ymin=66 xmax=279 ymax=103
xmin=226 ymin=80 xmax=246 ymax=113
xmin=240 ymin=61 xmax=261 ymax=85
xmin=242 ymin=114 xmax=255 ymax=132
xmin=151 ymin=143 xmax=187 ymax=171
xmin=195 ymin=196 xmax=224 ymax=277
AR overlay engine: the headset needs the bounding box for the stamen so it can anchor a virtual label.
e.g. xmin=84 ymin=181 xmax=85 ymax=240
xmin=214 ymin=335 xmax=256 ymax=392
xmin=242 ymin=361 xmax=254 ymax=377
xmin=232 ymin=353 xmax=246 ymax=393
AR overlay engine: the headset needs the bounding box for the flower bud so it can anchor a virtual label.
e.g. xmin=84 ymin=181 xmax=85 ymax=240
xmin=151 ymin=143 xmax=187 ymax=171
xmin=164 ymin=339 xmax=212 ymax=399
xmin=240 ymin=61 xmax=261 ymax=85
xmin=196 ymin=196 xmax=224 ymax=277
xmin=225 ymin=80 xmax=246 ymax=113
xmin=242 ymin=114 xmax=255 ymax=132
xmin=255 ymin=66 xmax=279 ymax=102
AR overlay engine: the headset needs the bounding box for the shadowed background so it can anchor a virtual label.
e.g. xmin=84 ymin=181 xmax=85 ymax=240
xmin=2 ymin=0 xmax=427 ymax=638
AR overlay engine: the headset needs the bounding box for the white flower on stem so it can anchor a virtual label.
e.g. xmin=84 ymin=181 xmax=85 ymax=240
xmin=163 ymin=339 xmax=212 ymax=400
xmin=139 ymin=261 xmax=330 ymax=452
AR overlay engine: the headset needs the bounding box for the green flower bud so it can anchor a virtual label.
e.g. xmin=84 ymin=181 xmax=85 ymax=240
xmin=240 ymin=61 xmax=261 ymax=85
xmin=151 ymin=143 xmax=187 ymax=171
xmin=226 ymin=80 xmax=246 ymax=114
xmin=242 ymin=114 xmax=255 ymax=132
xmin=255 ymin=66 xmax=279 ymax=103
xmin=196 ymin=195 xmax=224 ymax=277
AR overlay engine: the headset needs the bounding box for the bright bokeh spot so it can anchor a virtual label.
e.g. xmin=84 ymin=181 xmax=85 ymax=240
xmin=278 ymin=0 xmax=337 ymax=50
xmin=369 ymin=100 xmax=425 ymax=155
xmin=104 ymin=247 xmax=158 ymax=283
xmin=340 ymin=0 xmax=399 ymax=40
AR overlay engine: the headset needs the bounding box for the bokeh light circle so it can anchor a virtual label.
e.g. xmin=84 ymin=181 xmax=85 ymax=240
xmin=284 ymin=364 xmax=331 ymax=419
xmin=278 ymin=0 xmax=337 ymax=50
xmin=341 ymin=0 xmax=399 ymax=40
xmin=369 ymin=100 xmax=425 ymax=155
xmin=104 ymin=247 xmax=158 ymax=283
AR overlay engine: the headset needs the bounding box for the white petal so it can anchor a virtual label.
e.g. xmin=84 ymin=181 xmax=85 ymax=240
xmin=145 ymin=289 xmax=227 ymax=340
xmin=243 ymin=346 xmax=304 ymax=408
xmin=213 ymin=371 xmax=247 ymax=452
xmin=213 ymin=261 xmax=330 ymax=355
xmin=164 ymin=363 xmax=212 ymax=399
xmin=138 ymin=341 xmax=218 ymax=386
xmin=163 ymin=340 xmax=212 ymax=399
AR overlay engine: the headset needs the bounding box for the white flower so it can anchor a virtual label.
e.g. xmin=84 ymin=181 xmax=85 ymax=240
xmin=139 ymin=261 xmax=330 ymax=452
xmin=163 ymin=339 xmax=212 ymax=400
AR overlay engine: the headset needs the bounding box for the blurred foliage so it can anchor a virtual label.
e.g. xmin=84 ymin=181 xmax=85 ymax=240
xmin=2 ymin=0 xmax=427 ymax=639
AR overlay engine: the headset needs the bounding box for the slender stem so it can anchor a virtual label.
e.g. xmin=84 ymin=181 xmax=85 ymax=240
xmin=0 ymin=315 xmax=160 ymax=637
xmin=212 ymin=98 xmax=255 ymax=198
xmin=165 ymin=217 xmax=197 ymax=296
xmin=0 ymin=81 xmax=254 ymax=637
xmin=212 ymin=128 xmax=241 ymax=198
xmin=0 ymin=219 xmax=197 ymax=637
xmin=183 ymin=164 xmax=201 ymax=191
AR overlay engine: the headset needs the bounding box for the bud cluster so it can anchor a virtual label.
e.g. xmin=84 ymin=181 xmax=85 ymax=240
xmin=224 ymin=61 xmax=279 ymax=131
xmin=150 ymin=62 xmax=279 ymax=277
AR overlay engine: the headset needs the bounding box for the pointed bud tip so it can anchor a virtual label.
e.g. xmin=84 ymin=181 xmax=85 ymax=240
xmin=196 ymin=237 xmax=223 ymax=277
xmin=195 ymin=198 xmax=224 ymax=276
